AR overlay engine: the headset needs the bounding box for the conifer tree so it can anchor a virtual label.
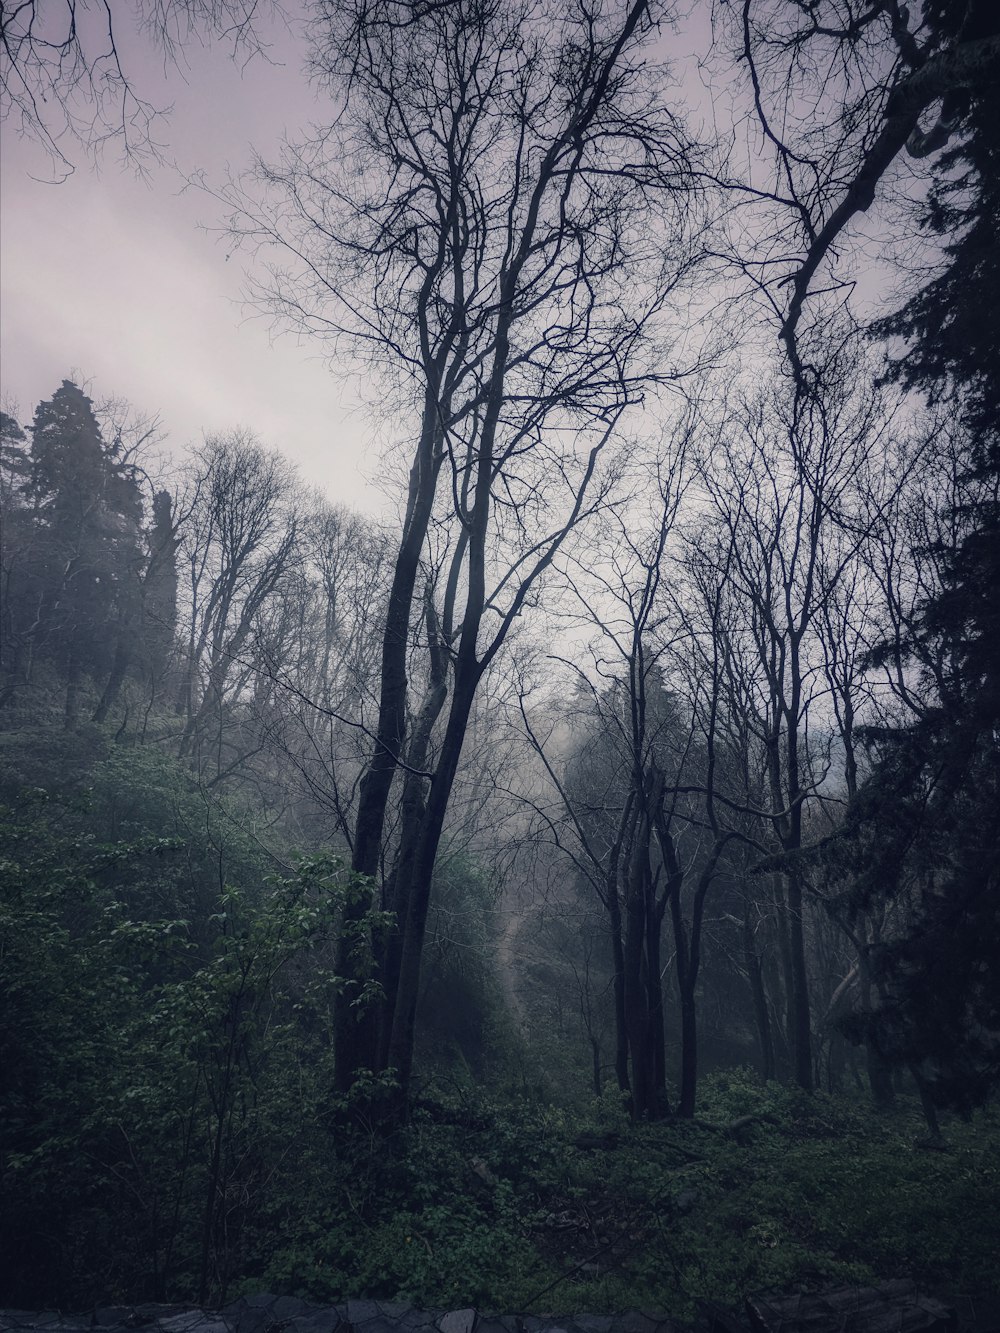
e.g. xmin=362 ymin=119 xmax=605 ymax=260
xmin=0 ymin=412 xmax=33 ymax=692
xmin=853 ymin=4 xmax=1000 ymax=1111
xmin=3 ymin=381 xmax=145 ymax=722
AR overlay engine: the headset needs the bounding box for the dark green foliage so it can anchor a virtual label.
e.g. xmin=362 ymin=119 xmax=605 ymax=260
xmin=846 ymin=0 xmax=1000 ymax=1114
xmin=0 ymin=738 xmax=379 ymax=1306
xmin=875 ymin=0 xmax=1000 ymax=446
xmin=5 ymin=722 xmax=990 ymax=1312
xmin=141 ymin=489 xmax=179 ymax=680
xmin=415 ymin=852 xmax=513 ymax=1081
xmin=0 ymin=382 xmax=184 ymax=729
xmin=234 ymin=1075 xmax=1000 ymax=1315
xmin=0 ymin=382 xmax=150 ymax=719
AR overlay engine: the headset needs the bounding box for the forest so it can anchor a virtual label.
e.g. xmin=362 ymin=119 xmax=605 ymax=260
xmin=0 ymin=0 xmax=998 ymax=1318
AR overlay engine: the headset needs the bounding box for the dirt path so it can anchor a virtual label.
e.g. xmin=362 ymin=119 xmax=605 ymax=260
xmin=497 ymin=895 xmax=531 ymax=1034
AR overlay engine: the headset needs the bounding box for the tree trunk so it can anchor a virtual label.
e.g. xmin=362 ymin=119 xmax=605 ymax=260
xmin=859 ymin=949 xmax=895 ymax=1107
xmin=677 ymin=986 xmax=697 ymax=1118
xmin=787 ymin=870 xmax=813 ymax=1090
xmin=63 ymin=652 xmax=82 ymax=729
xmin=374 ymin=630 xmax=448 ymax=1071
xmin=743 ymin=895 xmax=776 ymax=1081
xmin=911 ymin=1064 xmax=942 ymax=1141
xmin=333 ymin=407 xmax=444 ymax=1095
xmin=623 ymin=891 xmax=651 ymax=1118
xmin=607 ymin=893 xmax=631 ymax=1096
xmin=646 ymin=899 xmax=669 ymax=1115
xmin=385 ymin=671 xmax=478 ymax=1105
xmin=670 ymin=902 xmax=700 ymax=1118
xmin=590 ymin=1035 xmax=602 ymax=1098
xmin=92 ymin=639 xmax=131 ymax=723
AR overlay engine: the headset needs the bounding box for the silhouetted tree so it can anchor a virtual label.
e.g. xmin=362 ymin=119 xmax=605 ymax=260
xmin=841 ymin=12 xmax=1000 ymax=1111
xmin=0 ymin=381 xmax=145 ymax=723
xmin=1 ymin=0 xmax=274 ymax=171
xmin=226 ymin=0 xmax=702 ymax=1109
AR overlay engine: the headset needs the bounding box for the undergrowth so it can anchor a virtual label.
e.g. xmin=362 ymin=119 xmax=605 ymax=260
xmin=248 ymin=1070 xmax=999 ymax=1316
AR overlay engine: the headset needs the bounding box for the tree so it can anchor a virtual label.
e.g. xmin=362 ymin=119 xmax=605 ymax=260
xmin=174 ymin=431 xmax=300 ymax=778
xmin=722 ymin=0 xmax=1000 ymax=382
xmin=518 ymin=446 xmax=735 ymax=1118
xmin=248 ymin=501 xmax=391 ymax=848
xmin=1 ymin=0 xmax=274 ymax=172
xmin=836 ymin=21 xmax=1000 ymax=1110
xmin=718 ymin=0 xmax=999 ymax=1114
xmin=226 ymin=0 xmax=703 ymax=1109
xmin=0 ymin=410 xmax=32 ymax=684
xmin=0 ymin=381 xmax=146 ymax=723
xmin=691 ymin=346 xmax=897 ymax=1091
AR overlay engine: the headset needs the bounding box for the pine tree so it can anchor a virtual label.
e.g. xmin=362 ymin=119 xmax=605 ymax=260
xmin=856 ymin=2 xmax=1000 ymax=1111
xmin=0 ymin=412 xmax=33 ymax=691
xmin=3 ymin=382 xmax=145 ymax=723
xmin=94 ymin=488 xmax=180 ymax=724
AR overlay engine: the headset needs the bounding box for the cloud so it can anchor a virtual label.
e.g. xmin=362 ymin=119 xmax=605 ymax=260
xmin=0 ymin=17 xmax=384 ymax=513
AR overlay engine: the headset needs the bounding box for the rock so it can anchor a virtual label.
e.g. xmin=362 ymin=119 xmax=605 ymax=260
xmin=746 ymin=1282 xmax=956 ymax=1333
xmin=286 ymin=1317 xmax=342 ymax=1333
xmin=393 ymin=1314 xmax=437 ymax=1333
xmin=438 ymin=1313 xmax=476 ymax=1333
xmin=474 ymin=1319 xmax=518 ymax=1333
xmin=0 ymin=1319 xmax=86 ymax=1333
xmin=217 ymin=1304 xmax=270 ymax=1333
xmin=157 ymin=1316 xmax=216 ymax=1333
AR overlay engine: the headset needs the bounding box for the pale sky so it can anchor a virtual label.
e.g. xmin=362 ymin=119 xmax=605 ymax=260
xmin=0 ymin=4 xmax=724 ymax=517
xmin=0 ymin=5 xmax=384 ymax=511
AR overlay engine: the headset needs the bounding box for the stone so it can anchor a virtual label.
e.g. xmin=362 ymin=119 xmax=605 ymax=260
xmin=572 ymin=1318 xmax=616 ymax=1333
xmin=346 ymin=1303 xmax=386 ymax=1328
xmin=394 ymin=1315 xmax=438 ymax=1333
xmin=157 ymin=1316 xmax=211 ymax=1333
xmin=438 ymin=1311 xmax=476 ymax=1333
xmin=746 ymin=1284 xmax=956 ymax=1333
xmin=286 ymin=1315 xmax=342 ymax=1333
xmin=474 ymin=1319 xmax=518 ymax=1333
xmin=0 ymin=1319 xmax=80 ymax=1333
xmin=268 ymin=1301 xmax=311 ymax=1323
xmin=216 ymin=1303 xmax=271 ymax=1333
xmin=606 ymin=1315 xmax=658 ymax=1333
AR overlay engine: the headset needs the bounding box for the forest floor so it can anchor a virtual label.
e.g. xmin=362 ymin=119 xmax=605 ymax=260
xmin=250 ymin=1072 xmax=1000 ymax=1319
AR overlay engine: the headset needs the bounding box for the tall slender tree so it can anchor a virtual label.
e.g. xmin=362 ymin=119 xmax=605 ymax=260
xmin=843 ymin=2 xmax=1000 ymax=1110
xmin=226 ymin=0 xmax=702 ymax=1107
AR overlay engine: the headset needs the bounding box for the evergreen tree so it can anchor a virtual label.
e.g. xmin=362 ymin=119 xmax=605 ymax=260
xmin=855 ymin=3 xmax=1000 ymax=1111
xmin=142 ymin=489 xmax=179 ymax=681
xmin=94 ymin=488 xmax=180 ymax=725
xmin=0 ymin=411 xmax=31 ymax=501
xmin=0 ymin=412 xmax=33 ymax=692
xmin=1 ymin=382 xmax=146 ymax=722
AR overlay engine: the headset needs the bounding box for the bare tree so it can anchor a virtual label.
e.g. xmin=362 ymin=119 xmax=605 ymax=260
xmin=1 ymin=0 xmax=274 ymax=172
xmin=692 ymin=343 xmax=896 ymax=1090
xmin=517 ymin=441 xmax=739 ymax=1118
xmin=251 ymin=501 xmax=391 ymax=846
xmin=174 ymin=430 xmax=300 ymax=781
xmin=715 ymin=0 xmax=1000 ymax=380
xmin=223 ymin=0 xmax=703 ymax=1107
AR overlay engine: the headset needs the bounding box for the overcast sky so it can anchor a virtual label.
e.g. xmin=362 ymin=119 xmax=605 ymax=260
xmin=1 ymin=4 xmax=722 ymax=517
xmin=0 ymin=6 xmax=388 ymax=511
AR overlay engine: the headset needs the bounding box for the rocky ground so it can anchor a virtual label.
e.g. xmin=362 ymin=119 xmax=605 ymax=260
xmin=0 ymin=1282 xmax=965 ymax=1333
